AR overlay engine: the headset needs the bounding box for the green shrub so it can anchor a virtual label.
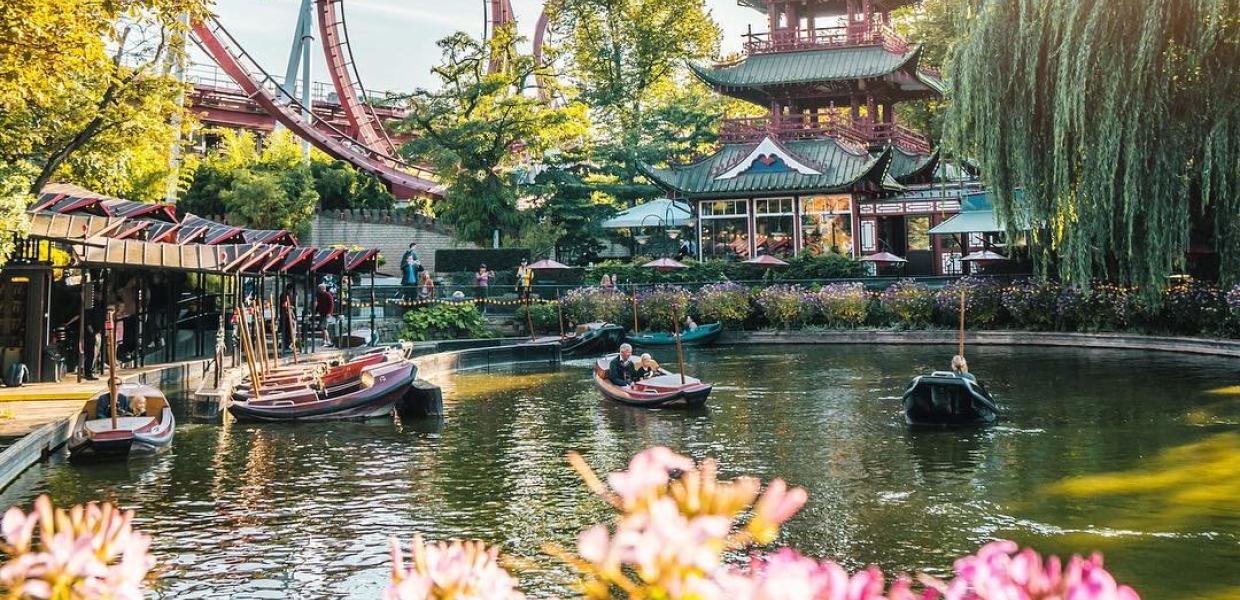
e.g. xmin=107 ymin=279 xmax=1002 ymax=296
xmin=754 ymin=285 xmax=806 ymax=328
xmin=399 ymin=302 xmax=490 ymax=341
xmin=435 ymin=248 xmax=531 ymax=273
xmin=514 ymin=302 xmax=563 ymax=334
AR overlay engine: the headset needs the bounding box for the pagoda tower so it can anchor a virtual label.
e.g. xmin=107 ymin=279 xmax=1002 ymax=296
xmin=643 ymin=0 xmax=979 ymax=275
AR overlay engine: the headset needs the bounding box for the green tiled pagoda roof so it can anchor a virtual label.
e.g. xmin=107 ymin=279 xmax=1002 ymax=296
xmin=691 ymin=45 xmax=921 ymax=89
xmin=886 ymin=147 xmax=938 ymax=184
xmin=641 ymin=138 xmax=895 ymax=198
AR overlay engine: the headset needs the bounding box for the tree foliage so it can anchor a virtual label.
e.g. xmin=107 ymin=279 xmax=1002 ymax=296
xmin=890 ymin=0 xmax=963 ymax=142
xmin=551 ymin=0 xmax=720 ymax=180
xmin=947 ymin=0 xmax=1240 ymax=293
xmin=179 ymin=130 xmax=319 ymax=236
xmin=400 ymin=30 xmax=588 ymax=245
xmin=0 ymin=0 xmax=206 ymax=201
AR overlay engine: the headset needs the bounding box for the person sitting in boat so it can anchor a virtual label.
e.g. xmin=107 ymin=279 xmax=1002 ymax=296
xmin=951 ymin=355 xmax=977 ymax=382
xmin=684 ymin=315 xmax=698 ymax=330
xmin=607 ymin=344 xmax=639 ymax=387
xmin=636 ymin=354 xmax=661 ymax=380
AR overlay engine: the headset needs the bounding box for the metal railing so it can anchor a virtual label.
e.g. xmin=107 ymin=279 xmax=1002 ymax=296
xmin=742 ymin=22 xmax=910 ymax=54
xmin=719 ymin=113 xmax=931 ymax=154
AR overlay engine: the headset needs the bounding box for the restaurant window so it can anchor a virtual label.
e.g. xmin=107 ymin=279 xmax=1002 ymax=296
xmin=754 ymin=197 xmax=794 ymax=258
xmin=800 ymin=195 xmax=853 ymax=256
xmin=700 ymin=200 xmax=750 ymax=261
xmin=907 ymin=216 xmax=931 ymax=251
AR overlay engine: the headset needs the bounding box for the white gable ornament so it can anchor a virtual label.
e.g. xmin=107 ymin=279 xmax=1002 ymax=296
xmin=715 ymin=136 xmax=823 ymax=180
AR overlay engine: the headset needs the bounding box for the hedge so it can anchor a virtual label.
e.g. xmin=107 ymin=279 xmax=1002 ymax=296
xmin=435 ymin=248 xmax=531 ymax=273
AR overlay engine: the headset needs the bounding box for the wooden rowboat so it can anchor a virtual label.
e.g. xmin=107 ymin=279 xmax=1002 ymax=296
xmin=233 ymin=349 xmax=400 ymax=399
xmin=626 ymin=322 xmax=723 ymax=347
xmin=69 ymin=384 xmax=175 ymax=463
xmin=228 ymin=360 xmax=415 ymax=422
xmin=592 ymin=355 xmax=712 ymax=409
xmin=902 ymin=372 xmax=999 ymax=426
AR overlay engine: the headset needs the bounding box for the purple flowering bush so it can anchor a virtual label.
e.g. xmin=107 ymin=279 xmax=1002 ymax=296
xmin=754 ymin=285 xmax=808 ymax=328
xmin=936 ymin=277 xmax=1005 ymax=328
xmin=563 ymin=286 xmax=629 ymax=326
xmin=999 ymin=279 xmax=1059 ymax=330
xmin=693 ymin=283 xmax=751 ymax=326
xmin=635 ymin=285 xmax=692 ymax=331
xmin=880 ymin=279 xmax=936 ymax=328
xmin=1162 ymin=281 xmax=1227 ymax=335
xmin=805 ymin=283 xmax=871 ymax=328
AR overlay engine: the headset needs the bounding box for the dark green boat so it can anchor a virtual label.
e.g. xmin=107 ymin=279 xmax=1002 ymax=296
xmin=626 ymin=322 xmax=723 ymax=347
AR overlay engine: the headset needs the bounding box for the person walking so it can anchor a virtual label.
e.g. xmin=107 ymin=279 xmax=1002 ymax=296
xmin=81 ymin=289 xmax=105 ymax=381
xmin=474 ymin=264 xmax=491 ymax=313
xmin=315 ymin=282 xmax=335 ymax=347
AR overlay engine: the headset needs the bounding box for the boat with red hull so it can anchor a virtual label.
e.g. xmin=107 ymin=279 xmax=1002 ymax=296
xmin=68 ymin=384 xmax=175 ymax=463
xmin=233 ymin=349 xmax=400 ymax=400
xmin=228 ymin=359 xmax=415 ymax=422
xmin=592 ymin=355 xmax=712 ymax=409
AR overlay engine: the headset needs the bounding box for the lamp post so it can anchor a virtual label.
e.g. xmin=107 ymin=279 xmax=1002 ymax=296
xmin=633 ymin=202 xmax=684 ymax=257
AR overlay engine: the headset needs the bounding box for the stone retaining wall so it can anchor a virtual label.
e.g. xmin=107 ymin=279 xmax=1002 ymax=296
xmin=305 ymin=211 xmax=475 ymax=275
xmin=721 ymin=330 xmax=1240 ymax=358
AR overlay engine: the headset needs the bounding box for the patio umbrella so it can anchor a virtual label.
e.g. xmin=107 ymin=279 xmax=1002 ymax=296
xmin=859 ymin=252 xmax=908 ymax=264
xmin=642 ymin=257 xmax=689 ymax=271
xmin=743 ymin=254 xmax=789 ymax=268
xmin=959 ymin=250 xmax=1008 ymax=262
xmin=527 ymin=259 xmax=571 ymax=270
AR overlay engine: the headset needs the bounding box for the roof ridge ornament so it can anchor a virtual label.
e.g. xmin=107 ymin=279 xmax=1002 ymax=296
xmin=715 ymin=137 xmax=824 ymax=180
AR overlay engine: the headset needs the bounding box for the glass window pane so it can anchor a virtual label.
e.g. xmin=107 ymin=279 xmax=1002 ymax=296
xmin=907 ymin=216 xmax=930 ymax=251
xmin=755 ymin=215 xmax=795 ymax=257
xmin=700 ymin=217 xmax=750 ymax=261
xmin=800 ymin=213 xmax=853 ymax=256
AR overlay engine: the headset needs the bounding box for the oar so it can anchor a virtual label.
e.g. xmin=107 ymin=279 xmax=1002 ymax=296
xmin=105 ymin=308 xmax=118 ymax=430
xmin=235 ymin=307 xmax=262 ymax=393
xmin=631 ymin=287 xmax=639 ymax=333
xmin=252 ymin=304 xmax=269 ymax=374
xmin=266 ymin=297 xmax=280 ymax=369
xmin=525 ymin=293 xmax=535 ymax=341
xmin=286 ymin=303 xmax=300 ymax=364
xmin=958 ymin=285 xmax=966 ymax=358
xmin=556 ymin=289 xmax=565 ymax=340
xmin=672 ymin=301 xmax=686 ymax=385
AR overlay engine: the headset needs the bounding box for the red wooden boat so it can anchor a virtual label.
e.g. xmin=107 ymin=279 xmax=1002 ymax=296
xmin=68 ymin=384 xmax=175 ymax=462
xmin=233 ymin=349 xmax=398 ymax=399
xmin=228 ymin=359 xmax=415 ymax=422
xmin=592 ymin=355 xmax=712 ymax=409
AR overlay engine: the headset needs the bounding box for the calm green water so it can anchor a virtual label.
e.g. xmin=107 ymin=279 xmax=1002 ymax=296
xmin=2 ymin=345 xmax=1238 ymax=599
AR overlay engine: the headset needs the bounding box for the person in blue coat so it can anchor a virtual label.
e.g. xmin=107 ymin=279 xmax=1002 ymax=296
xmin=400 ymin=242 xmax=421 ymax=286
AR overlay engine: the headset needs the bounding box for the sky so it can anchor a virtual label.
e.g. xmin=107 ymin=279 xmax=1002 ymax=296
xmin=197 ymin=0 xmax=765 ymax=93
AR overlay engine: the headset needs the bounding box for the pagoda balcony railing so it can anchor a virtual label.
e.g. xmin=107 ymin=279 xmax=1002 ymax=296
xmin=742 ymin=22 xmax=910 ymax=55
xmin=720 ymin=113 xmax=931 ymax=154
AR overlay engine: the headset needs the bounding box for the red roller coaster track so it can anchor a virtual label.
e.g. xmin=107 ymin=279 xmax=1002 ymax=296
xmin=191 ymin=14 xmax=441 ymax=199
xmin=316 ymin=0 xmax=398 ymax=157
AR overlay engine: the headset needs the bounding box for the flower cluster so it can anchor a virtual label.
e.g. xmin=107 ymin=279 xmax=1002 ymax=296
xmin=1163 ymin=281 xmax=1226 ymax=335
xmin=0 ymin=495 xmax=154 ymax=600
xmin=880 ymin=279 xmax=936 ymax=327
xmin=385 ymin=536 xmax=524 ymax=600
xmin=635 ymin=285 xmax=692 ymax=331
xmin=936 ymin=277 xmax=1003 ymax=327
xmin=930 ymin=540 xmax=1139 ymax=600
xmin=754 ymin=285 xmax=807 ymax=328
xmin=805 ymin=283 xmax=870 ymax=328
xmin=559 ymin=447 xmax=809 ymax=598
xmin=563 ymin=286 xmax=629 ymax=326
xmin=693 ymin=283 xmax=751 ymax=326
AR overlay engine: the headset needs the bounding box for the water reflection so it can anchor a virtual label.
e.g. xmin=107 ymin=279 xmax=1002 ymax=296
xmin=0 ymin=345 xmax=1236 ymax=598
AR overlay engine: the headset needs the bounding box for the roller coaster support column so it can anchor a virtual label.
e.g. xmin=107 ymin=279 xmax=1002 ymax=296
xmin=283 ymin=0 xmax=315 ymax=160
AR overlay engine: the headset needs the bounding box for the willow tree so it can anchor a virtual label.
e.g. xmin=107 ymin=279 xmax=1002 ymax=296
xmin=947 ymin=0 xmax=1240 ymax=293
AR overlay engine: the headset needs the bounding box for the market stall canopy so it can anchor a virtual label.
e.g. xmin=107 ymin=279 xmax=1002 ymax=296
xmin=859 ymin=251 xmax=908 ymax=263
xmin=23 ymin=213 xmax=127 ymax=242
xmin=528 ymin=259 xmax=571 ymax=270
xmin=743 ymin=254 xmax=789 ymax=267
xmin=36 ymin=183 xmax=177 ymax=222
xmin=601 ymin=199 xmax=693 ymax=229
xmin=929 ymin=190 xmax=1030 ymax=235
xmin=74 ymin=238 xmax=244 ymax=273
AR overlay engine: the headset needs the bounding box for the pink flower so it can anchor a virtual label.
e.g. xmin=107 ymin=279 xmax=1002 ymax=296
xmin=747 ymin=479 xmax=808 ymax=544
xmin=386 ymin=535 xmax=524 ymax=600
xmin=606 ymin=446 xmax=696 ymax=506
xmin=942 ymin=541 xmax=1139 ymax=600
xmin=717 ymin=549 xmax=920 ymax=600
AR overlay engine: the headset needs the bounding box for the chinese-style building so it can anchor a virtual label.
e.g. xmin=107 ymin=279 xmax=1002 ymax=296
xmin=642 ymin=0 xmax=979 ymax=275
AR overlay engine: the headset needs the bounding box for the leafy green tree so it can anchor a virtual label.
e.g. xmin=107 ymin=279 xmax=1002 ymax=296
xmin=401 ymin=31 xmax=588 ymax=245
xmin=890 ymin=0 xmax=962 ymax=143
xmin=947 ymin=0 xmax=1240 ymax=292
xmin=0 ymin=164 xmax=33 ymax=268
xmin=180 ymin=130 xmax=319 ymax=235
xmin=0 ymin=1 xmax=206 ymax=198
xmin=551 ymin=0 xmax=720 ymax=181
xmin=310 ymin=156 xmax=395 ymax=210
xmin=526 ymin=164 xmax=618 ymax=263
